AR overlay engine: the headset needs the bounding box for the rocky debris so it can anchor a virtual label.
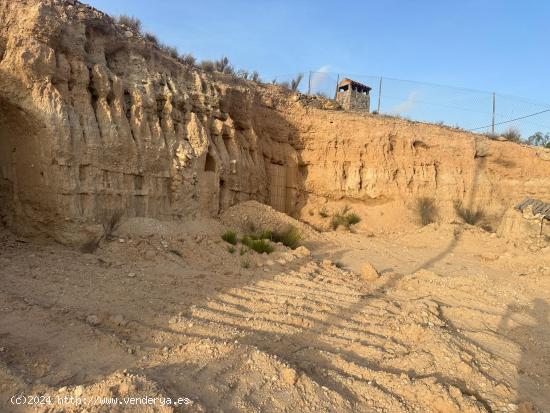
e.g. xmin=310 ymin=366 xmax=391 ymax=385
xmin=85 ymin=315 xmax=101 ymax=326
xmin=361 ymin=261 xmax=380 ymax=280
xmin=109 ymin=314 xmax=127 ymax=326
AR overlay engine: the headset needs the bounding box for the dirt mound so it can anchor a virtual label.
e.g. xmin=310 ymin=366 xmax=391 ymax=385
xmin=220 ymin=200 xmax=320 ymax=240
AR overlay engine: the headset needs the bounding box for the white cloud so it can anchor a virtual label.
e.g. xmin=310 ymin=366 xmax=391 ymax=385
xmin=390 ymin=90 xmax=420 ymax=114
xmin=310 ymin=65 xmax=331 ymax=91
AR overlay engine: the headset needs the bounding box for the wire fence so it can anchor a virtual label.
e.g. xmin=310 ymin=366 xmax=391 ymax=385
xmin=268 ymin=71 xmax=550 ymax=139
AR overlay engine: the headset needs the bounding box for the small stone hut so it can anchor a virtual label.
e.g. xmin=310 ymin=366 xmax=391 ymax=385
xmin=336 ymin=78 xmax=371 ymax=112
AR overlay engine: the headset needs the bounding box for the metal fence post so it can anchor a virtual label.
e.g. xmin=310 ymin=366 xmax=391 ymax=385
xmin=307 ymin=71 xmax=311 ymax=95
xmin=491 ymin=92 xmax=496 ymax=134
xmin=377 ymin=77 xmax=383 ymax=113
xmin=334 ymin=74 xmax=339 ymax=99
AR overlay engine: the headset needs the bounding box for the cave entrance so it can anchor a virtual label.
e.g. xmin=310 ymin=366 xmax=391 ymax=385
xmin=204 ymin=152 xmax=216 ymax=172
xmin=0 ymin=95 xmax=48 ymax=229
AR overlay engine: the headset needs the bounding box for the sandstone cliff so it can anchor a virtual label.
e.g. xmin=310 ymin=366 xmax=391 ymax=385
xmin=1 ymin=0 xmax=549 ymax=243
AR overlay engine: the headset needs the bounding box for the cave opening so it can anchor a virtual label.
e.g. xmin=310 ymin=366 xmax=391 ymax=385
xmin=205 ymin=152 xmax=216 ymax=172
xmin=0 ymin=95 xmax=48 ymax=229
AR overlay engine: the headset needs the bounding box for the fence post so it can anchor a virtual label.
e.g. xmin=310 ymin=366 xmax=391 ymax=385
xmin=334 ymin=74 xmax=339 ymax=99
xmin=307 ymin=71 xmax=311 ymax=95
xmin=491 ymin=92 xmax=496 ymax=134
xmin=377 ymin=77 xmax=383 ymax=113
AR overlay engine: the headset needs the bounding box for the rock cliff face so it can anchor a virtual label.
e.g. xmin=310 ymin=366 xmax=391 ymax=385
xmin=1 ymin=0 xmax=549 ymax=243
xmin=289 ymin=109 xmax=550 ymax=223
xmin=0 ymin=0 xmax=301 ymax=243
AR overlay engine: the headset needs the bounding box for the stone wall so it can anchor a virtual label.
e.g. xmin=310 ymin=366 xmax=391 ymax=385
xmin=336 ymin=90 xmax=370 ymax=112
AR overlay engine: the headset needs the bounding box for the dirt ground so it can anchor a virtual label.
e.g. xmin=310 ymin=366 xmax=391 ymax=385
xmin=0 ymin=201 xmax=549 ymax=413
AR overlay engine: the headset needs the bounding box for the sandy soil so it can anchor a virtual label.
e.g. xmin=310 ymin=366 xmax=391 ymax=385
xmin=0 ymin=201 xmax=549 ymax=413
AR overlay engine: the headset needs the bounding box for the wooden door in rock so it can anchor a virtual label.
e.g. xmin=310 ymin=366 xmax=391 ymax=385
xmin=269 ymin=163 xmax=286 ymax=212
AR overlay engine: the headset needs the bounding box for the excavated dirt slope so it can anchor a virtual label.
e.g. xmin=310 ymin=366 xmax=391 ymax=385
xmin=0 ymin=202 xmax=549 ymax=412
xmin=1 ymin=1 xmax=550 ymax=413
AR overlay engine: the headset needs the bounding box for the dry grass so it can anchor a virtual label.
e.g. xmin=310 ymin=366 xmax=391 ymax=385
xmin=415 ymin=197 xmax=438 ymax=226
xmin=102 ymin=210 xmax=123 ymax=240
xmin=501 ymin=128 xmax=522 ymax=143
xmin=454 ymin=201 xmax=485 ymax=225
xmin=117 ymin=15 xmax=142 ymax=32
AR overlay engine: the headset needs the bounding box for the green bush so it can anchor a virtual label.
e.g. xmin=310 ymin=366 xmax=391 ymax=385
xmin=241 ymin=236 xmax=274 ymax=254
xmin=415 ymin=197 xmax=438 ymax=226
xmin=454 ymin=201 xmax=485 ymax=225
xmin=345 ymin=213 xmax=361 ymax=226
xmin=331 ymin=206 xmax=361 ymax=230
xmin=319 ymin=207 xmax=329 ymax=218
xmin=221 ymin=230 xmax=237 ymax=245
xmin=271 ymin=226 xmax=302 ymax=250
xmin=227 ymin=246 xmax=236 ymax=254
xmin=241 ymin=258 xmax=251 ymax=268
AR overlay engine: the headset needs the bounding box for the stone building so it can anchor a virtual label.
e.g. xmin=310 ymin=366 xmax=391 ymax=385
xmin=336 ymin=78 xmax=371 ymax=112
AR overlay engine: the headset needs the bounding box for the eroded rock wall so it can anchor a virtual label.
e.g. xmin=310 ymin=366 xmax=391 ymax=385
xmin=0 ymin=0 xmax=299 ymax=243
xmin=1 ymin=0 xmax=549 ymax=242
xmin=285 ymin=107 xmax=550 ymax=224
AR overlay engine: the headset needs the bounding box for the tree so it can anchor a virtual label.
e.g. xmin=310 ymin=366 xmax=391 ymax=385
xmin=526 ymin=132 xmax=550 ymax=148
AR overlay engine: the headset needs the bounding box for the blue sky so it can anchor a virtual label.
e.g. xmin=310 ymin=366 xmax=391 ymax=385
xmin=86 ymin=0 xmax=550 ymax=135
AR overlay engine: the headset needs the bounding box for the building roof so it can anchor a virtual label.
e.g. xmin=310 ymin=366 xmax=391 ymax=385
xmin=516 ymin=198 xmax=550 ymax=219
xmin=338 ymin=78 xmax=372 ymax=91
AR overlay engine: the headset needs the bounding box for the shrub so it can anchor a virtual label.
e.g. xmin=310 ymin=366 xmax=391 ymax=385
xmin=454 ymin=201 xmax=485 ymax=225
xmin=200 ymin=60 xmax=216 ymax=73
xmin=345 ymin=213 xmax=361 ymax=226
xmin=526 ymin=132 xmax=550 ymax=148
xmin=117 ymin=15 xmax=142 ymax=32
xmin=501 ymin=127 xmax=522 ymax=143
xmin=251 ymin=71 xmax=260 ymax=82
xmin=271 ymin=226 xmax=302 ymax=250
xmin=179 ymin=53 xmax=196 ymax=66
xmin=331 ymin=206 xmax=361 ymax=230
xmin=102 ymin=210 xmax=123 ymax=240
xmin=290 ymin=74 xmax=303 ymax=92
xmin=334 ymin=261 xmax=345 ymax=269
xmin=215 ymin=56 xmax=230 ymax=72
xmin=241 ymin=258 xmax=251 ymax=269
xmin=227 ymin=246 xmax=236 ymax=254
xmin=221 ymin=230 xmax=237 ymax=245
xmin=319 ymin=207 xmax=329 ymax=218
xmin=279 ymin=81 xmax=291 ymax=90
xmin=162 ymin=45 xmax=179 ymax=59
xmin=241 ymin=236 xmax=274 ymax=254
xmin=144 ymin=32 xmax=159 ymax=45
xmin=240 ymin=246 xmax=247 ymax=256
xmin=415 ymin=197 xmax=438 ymax=226
xmin=257 ymin=229 xmax=273 ymax=240
xmin=237 ymin=69 xmax=249 ymax=79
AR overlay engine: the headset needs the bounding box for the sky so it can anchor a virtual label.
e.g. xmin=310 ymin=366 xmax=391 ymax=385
xmin=86 ymin=0 xmax=550 ymax=135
